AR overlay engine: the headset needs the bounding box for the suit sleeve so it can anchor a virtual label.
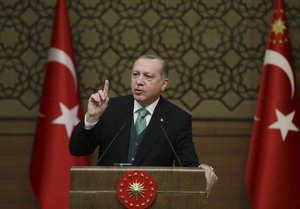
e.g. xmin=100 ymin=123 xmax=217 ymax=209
xmin=174 ymin=114 xmax=200 ymax=167
xmin=69 ymin=119 xmax=100 ymax=156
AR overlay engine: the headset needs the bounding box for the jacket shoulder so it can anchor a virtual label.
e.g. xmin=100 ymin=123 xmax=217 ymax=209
xmin=159 ymin=97 xmax=191 ymax=118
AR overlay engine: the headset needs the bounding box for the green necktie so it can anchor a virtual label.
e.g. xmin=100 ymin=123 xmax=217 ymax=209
xmin=135 ymin=108 xmax=149 ymax=135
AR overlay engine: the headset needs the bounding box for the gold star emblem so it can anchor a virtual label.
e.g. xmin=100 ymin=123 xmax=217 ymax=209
xmin=272 ymin=18 xmax=286 ymax=35
xmin=117 ymin=170 xmax=157 ymax=208
xmin=127 ymin=180 xmax=146 ymax=198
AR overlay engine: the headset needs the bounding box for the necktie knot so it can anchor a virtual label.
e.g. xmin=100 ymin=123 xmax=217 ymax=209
xmin=138 ymin=108 xmax=148 ymax=118
xmin=135 ymin=108 xmax=148 ymax=135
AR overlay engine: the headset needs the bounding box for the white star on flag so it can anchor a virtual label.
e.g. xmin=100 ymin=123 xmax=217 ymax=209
xmin=52 ymin=103 xmax=80 ymax=138
xmin=268 ymin=108 xmax=299 ymax=141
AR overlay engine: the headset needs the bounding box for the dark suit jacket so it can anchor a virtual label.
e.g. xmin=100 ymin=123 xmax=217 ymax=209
xmin=70 ymin=95 xmax=199 ymax=167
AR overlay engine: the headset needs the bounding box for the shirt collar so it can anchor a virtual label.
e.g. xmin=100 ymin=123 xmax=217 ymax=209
xmin=133 ymin=98 xmax=160 ymax=115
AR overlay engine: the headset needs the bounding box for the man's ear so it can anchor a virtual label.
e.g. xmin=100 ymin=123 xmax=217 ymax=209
xmin=161 ymin=78 xmax=169 ymax=91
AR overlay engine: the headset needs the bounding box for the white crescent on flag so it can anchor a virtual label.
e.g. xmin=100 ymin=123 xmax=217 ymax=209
xmin=254 ymin=49 xmax=295 ymax=121
xmin=263 ymin=49 xmax=295 ymax=98
xmin=47 ymin=47 xmax=78 ymax=91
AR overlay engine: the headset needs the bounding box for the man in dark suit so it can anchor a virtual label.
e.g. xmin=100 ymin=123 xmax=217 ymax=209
xmin=70 ymin=55 xmax=218 ymax=197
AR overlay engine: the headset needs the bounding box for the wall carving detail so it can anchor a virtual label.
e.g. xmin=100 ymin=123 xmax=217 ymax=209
xmin=0 ymin=0 xmax=299 ymax=119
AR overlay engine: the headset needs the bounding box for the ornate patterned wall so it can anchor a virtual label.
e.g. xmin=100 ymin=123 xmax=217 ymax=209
xmin=0 ymin=0 xmax=300 ymax=119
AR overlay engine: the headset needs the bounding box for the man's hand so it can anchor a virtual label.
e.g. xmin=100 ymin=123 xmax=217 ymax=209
xmin=199 ymin=164 xmax=218 ymax=198
xmin=86 ymin=80 xmax=110 ymax=123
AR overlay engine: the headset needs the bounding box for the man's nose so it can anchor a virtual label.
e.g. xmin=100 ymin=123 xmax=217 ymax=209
xmin=136 ymin=76 xmax=144 ymax=85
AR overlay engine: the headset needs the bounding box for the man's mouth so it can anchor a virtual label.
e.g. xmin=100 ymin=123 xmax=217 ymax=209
xmin=134 ymin=88 xmax=143 ymax=94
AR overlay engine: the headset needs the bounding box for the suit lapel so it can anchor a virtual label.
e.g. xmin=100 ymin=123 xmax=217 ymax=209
xmin=117 ymin=96 xmax=134 ymax=163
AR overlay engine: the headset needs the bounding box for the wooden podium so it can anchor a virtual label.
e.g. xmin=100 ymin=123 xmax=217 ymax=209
xmin=70 ymin=166 xmax=207 ymax=209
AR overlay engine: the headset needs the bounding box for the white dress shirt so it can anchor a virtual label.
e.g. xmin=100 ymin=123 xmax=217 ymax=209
xmin=84 ymin=97 xmax=160 ymax=130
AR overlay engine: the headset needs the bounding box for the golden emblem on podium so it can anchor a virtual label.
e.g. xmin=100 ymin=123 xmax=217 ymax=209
xmin=117 ymin=170 xmax=157 ymax=208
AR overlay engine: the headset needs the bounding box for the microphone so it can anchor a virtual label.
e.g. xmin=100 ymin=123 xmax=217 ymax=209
xmin=158 ymin=115 xmax=183 ymax=167
xmin=96 ymin=117 xmax=129 ymax=165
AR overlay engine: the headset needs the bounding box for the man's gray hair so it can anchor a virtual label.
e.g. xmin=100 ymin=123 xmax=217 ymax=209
xmin=137 ymin=54 xmax=169 ymax=78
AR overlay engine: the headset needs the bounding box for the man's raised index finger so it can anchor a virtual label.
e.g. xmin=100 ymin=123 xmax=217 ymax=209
xmin=103 ymin=80 xmax=109 ymax=94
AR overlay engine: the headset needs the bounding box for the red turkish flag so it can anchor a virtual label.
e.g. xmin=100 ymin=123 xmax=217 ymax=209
xmin=29 ymin=0 xmax=90 ymax=208
xmin=245 ymin=0 xmax=300 ymax=208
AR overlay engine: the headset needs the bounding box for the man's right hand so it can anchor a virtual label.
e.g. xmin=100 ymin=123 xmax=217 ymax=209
xmin=86 ymin=80 xmax=110 ymax=124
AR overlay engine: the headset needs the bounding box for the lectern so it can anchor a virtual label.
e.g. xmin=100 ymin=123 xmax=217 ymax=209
xmin=70 ymin=166 xmax=207 ymax=209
